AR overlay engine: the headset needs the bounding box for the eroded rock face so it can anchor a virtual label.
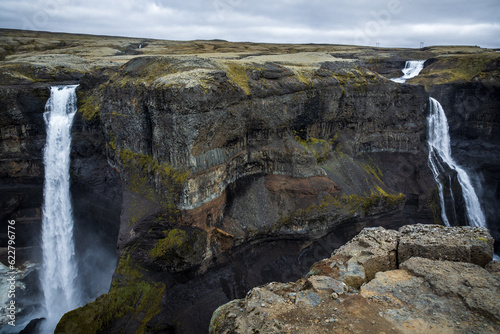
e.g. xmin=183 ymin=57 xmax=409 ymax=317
xmin=210 ymin=225 xmax=499 ymax=334
xmin=57 ymin=55 xmax=436 ymax=333
xmin=2 ymin=32 xmax=499 ymax=333
xmin=94 ymin=55 xmax=431 ymax=255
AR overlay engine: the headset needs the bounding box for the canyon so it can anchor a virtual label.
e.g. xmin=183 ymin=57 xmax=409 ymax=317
xmin=0 ymin=29 xmax=499 ymax=333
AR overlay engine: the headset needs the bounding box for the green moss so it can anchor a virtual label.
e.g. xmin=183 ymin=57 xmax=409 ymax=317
xmin=276 ymin=191 xmax=406 ymax=228
xmin=148 ymin=229 xmax=188 ymax=259
xmin=145 ymin=227 xmax=207 ymax=271
xmin=295 ymin=132 xmax=334 ymax=164
xmin=119 ymin=149 xmax=190 ymax=215
xmin=428 ymin=187 xmax=444 ymax=225
xmin=224 ymin=62 xmax=251 ymax=96
xmin=56 ymin=253 xmax=165 ymax=334
xmin=76 ymin=91 xmax=101 ymax=121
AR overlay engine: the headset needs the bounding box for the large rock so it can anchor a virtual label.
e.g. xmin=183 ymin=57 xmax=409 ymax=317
xmin=401 ymin=257 xmax=500 ymax=321
xmin=308 ymin=227 xmax=399 ymax=288
xmin=398 ymin=224 xmax=494 ymax=266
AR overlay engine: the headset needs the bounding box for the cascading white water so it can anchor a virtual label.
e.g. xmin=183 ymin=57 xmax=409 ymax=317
xmin=391 ymin=60 xmax=426 ymax=83
xmin=40 ymin=85 xmax=81 ymax=332
xmin=427 ymin=97 xmax=486 ymax=228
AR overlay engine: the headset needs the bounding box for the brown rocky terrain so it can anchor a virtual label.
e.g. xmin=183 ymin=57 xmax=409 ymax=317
xmin=210 ymin=225 xmax=500 ymax=334
xmin=0 ymin=29 xmax=499 ymax=333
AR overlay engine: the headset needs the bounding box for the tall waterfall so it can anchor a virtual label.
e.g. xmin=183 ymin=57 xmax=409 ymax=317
xmin=427 ymin=97 xmax=486 ymax=228
xmin=40 ymin=85 xmax=81 ymax=332
xmin=391 ymin=60 xmax=426 ymax=83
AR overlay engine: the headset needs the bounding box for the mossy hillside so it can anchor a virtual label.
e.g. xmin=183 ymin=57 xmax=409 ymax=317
xmin=149 ymin=229 xmax=187 ymax=258
xmin=55 ymin=253 xmax=165 ymax=334
xmin=0 ymin=61 xmax=83 ymax=84
xmin=119 ymin=149 xmax=190 ymax=217
xmin=410 ymin=53 xmax=500 ymax=89
xmin=330 ymin=67 xmax=380 ymax=94
xmin=111 ymin=56 xmax=219 ymax=88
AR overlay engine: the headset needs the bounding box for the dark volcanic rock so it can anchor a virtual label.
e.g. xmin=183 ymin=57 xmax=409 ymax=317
xmin=56 ymin=54 xmax=437 ymax=333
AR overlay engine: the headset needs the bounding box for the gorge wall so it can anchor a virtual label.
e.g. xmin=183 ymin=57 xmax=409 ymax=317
xmin=49 ymin=53 xmax=434 ymax=332
xmin=0 ymin=30 xmax=499 ymax=333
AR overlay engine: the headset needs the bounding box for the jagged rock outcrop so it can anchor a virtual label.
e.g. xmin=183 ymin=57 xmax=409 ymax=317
xmin=210 ymin=225 xmax=499 ymax=334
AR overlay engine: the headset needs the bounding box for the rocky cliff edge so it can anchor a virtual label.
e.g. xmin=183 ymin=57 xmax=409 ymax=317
xmin=210 ymin=224 xmax=500 ymax=334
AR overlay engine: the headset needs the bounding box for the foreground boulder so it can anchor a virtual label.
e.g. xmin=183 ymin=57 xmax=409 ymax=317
xmin=210 ymin=224 xmax=499 ymax=333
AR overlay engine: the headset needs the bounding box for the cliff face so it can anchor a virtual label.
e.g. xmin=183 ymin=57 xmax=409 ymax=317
xmin=93 ymin=54 xmax=431 ymax=253
xmin=54 ymin=53 xmax=437 ymax=333
xmin=410 ymin=53 xmax=500 ymax=246
xmin=210 ymin=225 xmax=499 ymax=334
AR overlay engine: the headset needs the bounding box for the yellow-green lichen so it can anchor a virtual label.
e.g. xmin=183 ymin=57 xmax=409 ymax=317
xmin=295 ymin=132 xmax=334 ymax=164
xmin=76 ymin=92 xmax=101 ymax=121
xmin=292 ymin=67 xmax=314 ymax=87
xmin=119 ymin=149 xmax=190 ymax=215
xmin=148 ymin=229 xmax=188 ymax=259
xmin=362 ymin=163 xmax=384 ymax=183
xmin=276 ymin=191 xmax=406 ymax=228
xmin=108 ymin=131 xmax=117 ymax=151
xmin=224 ymin=62 xmax=251 ymax=96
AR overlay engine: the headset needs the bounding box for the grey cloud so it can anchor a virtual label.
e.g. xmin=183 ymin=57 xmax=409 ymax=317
xmin=0 ymin=0 xmax=498 ymax=47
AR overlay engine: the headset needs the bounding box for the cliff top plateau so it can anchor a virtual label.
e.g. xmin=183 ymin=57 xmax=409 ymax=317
xmin=1 ymin=28 xmax=499 ymax=85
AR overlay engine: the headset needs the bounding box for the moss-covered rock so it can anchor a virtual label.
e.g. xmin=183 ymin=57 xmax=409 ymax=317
xmin=146 ymin=226 xmax=208 ymax=272
xmin=56 ymin=254 xmax=165 ymax=334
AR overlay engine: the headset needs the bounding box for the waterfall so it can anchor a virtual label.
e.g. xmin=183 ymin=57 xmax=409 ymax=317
xmin=391 ymin=60 xmax=426 ymax=83
xmin=427 ymin=97 xmax=486 ymax=228
xmin=40 ymin=85 xmax=81 ymax=332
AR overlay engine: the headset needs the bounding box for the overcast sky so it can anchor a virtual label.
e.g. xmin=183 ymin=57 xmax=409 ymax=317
xmin=1 ymin=0 xmax=499 ymax=48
